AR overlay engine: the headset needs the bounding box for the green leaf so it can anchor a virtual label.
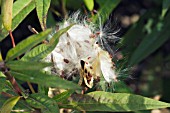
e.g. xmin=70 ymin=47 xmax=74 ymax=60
xmin=83 ymin=0 xmax=94 ymax=11
xmin=1 ymin=96 xmax=20 ymax=113
xmin=6 ymin=60 xmax=52 ymax=71
xmin=53 ymin=90 xmax=74 ymax=103
xmin=49 ymin=24 xmax=74 ymax=45
xmin=162 ymin=0 xmax=170 ymax=18
xmin=12 ymin=100 xmax=34 ymax=112
xmin=1 ymin=0 xmax=13 ymax=31
xmin=0 ymin=77 xmax=6 ymax=93
xmin=0 ymin=0 xmax=35 ymax=41
xmin=10 ymin=70 xmax=80 ymax=90
xmin=38 ymin=85 xmax=49 ymax=95
xmin=35 ymin=0 xmax=51 ymax=30
xmin=0 ymin=95 xmax=8 ymax=108
xmin=0 ymin=52 xmax=3 ymax=61
xmin=5 ymin=29 xmax=52 ymax=61
xmin=129 ymin=11 xmax=170 ymax=65
xmin=60 ymin=91 xmax=170 ymax=111
xmin=93 ymin=0 xmax=120 ymax=24
xmin=21 ymin=24 xmax=74 ymax=61
xmin=26 ymin=93 xmax=59 ymax=113
xmin=119 ymin=9 xmax=161 ymax=66
xmin=21 ymin=44 xmax=49 ymax=61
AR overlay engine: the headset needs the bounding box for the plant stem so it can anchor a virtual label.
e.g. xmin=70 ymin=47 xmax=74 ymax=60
xmin=4 ymin=69 xmax=22 ymax=95
xmin=9 ymin=30 xmax=16 ymax=48
xmin=1 ymin=92 xmax=13 ymax=98
xmin=8 ymin=30 xmax=36 ymax=94
xmin=27 ymin=82 xmax=35 ymax=93
xmin=60 ymin=0 xmax=67 ymax=19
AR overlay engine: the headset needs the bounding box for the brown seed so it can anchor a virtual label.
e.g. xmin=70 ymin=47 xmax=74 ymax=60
xmin=88 ymin=57 xmax=91 ymax=60
xmin=84 ymin=40 xmax=90 ymax=43
xmin=67 ymin=42 xmax=70 ymax=45
xmin=63 ymin=59 xmax=69 ymax=63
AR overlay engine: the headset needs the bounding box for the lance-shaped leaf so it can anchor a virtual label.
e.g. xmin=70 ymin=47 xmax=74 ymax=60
xmin=35 ymin=0 xmax=51 ymax=30
xmin=129 ymin=11 xmax=170 ymax=65
xmin=5 ymin=29 xmax=52 ymax=61
xmin=6 ymin=60 xmax=52 ymax=71
xmin=60 ymin=91 xmax=170 ymax=111
xmin=1 ymin=96 xmax=20 ymax=113
xmin=26 ymin=93 xmax=59 ymax=113
xmin=0 ymin=52 xmax=3 ymax=61
xmin=21 ymin=24 xmax=74 ymax=61
xmin=162 ymin=0 xmax=170 ymax=18
xmin=0 ymin=0 xmax=35 ymax=41
xmin=53 ymin=90 xmax=74 ymax=103
xmin=83 ymin=0 xmax=94 ymax=11
xmin=1 ymin=0 xmax=13 ymax=31
xmin=10 ymin=70 xmax=80 ymax=90
xmin=93 ymin=0 xmax=120 ymax=24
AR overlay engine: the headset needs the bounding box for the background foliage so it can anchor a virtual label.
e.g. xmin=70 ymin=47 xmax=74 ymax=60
xmin=0 ymin=0 xmax=170 ymax=113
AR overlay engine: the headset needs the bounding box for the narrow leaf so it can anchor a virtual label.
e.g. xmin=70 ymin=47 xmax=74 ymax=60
xmin=0 ymin=52 xmax=2 ymax=61
xmin=49 ymin=24 xmax=74 ymax=45
xmin=6 ymin=60 xmax=52 ymax=71
xmin=129 ymin=11 xmax=170 ymax=65
xmin=5 ymin=29 xmax=52 ymax=61
xmin=162 ymin=0 xmax=170 ymax=18
xmin=21 ymin=44 xmax=50 ymax=61
xmin=93 ymin=0 xmax=120 ymax=24
xmin=1 ymin=96 xmax=20 ymax=113
xmin=10 ymin=70 xmax=80 ymax=90
xmin=1 ymin=0 xmax=13 ymax=31
xmin=22 ymin=24 xmax=74 ymax=61
xmin=60 ymin=91 xmax=170 ymax=111
xmin=83 ymin=0 xmax=94 ymax=11
xmin=53 ymin=90 xmax=74 ymax=102
xmin=26 ymin=93 xmax=59 ymax=113
xmin=0 ymin=0 xmax=35 ymax=41
xmin=35 ymin=0 xmax=51 ymax=30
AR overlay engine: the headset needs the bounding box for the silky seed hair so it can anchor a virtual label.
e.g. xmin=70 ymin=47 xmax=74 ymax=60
xmin=44 ymin=11 xmax=122 ymax=88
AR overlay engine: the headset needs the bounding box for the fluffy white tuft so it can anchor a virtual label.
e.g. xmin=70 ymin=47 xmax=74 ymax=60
xmin=45 ymin=11 xmax=119 ymax=88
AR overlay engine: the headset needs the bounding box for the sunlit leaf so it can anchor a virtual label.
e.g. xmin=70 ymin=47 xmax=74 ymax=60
xmin=10 ymin=70 xmax=80 ymax=90
xmin=5 ymin=29 xmax=52 ymax=61
xmin=49 ymin=24 xmax=74 ymax=45
xmin=22 ymin=24 xmax=74 ymax=61
xmin=1 ymin=0 xmax=13 ymax=31
xmin=60 ymin=91 xmax=170 ymax=111
xmin=83 ymin=0 xmax=94 ymax=11
xmin=1 ymin=96 xmax=20 ymax=113
xmin=0 ymin=52 xmax=3 ymax=61
xmin=35 ymin=0 xmax=51 ymax=30
xmin=26 ymin=93 xmax=59 ymax=113
xmin=0 ymin=0 xmax=35 ymax=41
xmin=162 ymin=0 xmax=170 ymax=18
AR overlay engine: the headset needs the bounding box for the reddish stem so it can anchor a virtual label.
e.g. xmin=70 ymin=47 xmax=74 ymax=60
xmin=5 ymin=31 xmax=22 ymax=95
xmin=1 ymin=92 xmax=13 ymax=98
xmin=9 ymin=30 xmax=16 ymax=48
xmin=4 ymin=69 xmax=22 ymax=95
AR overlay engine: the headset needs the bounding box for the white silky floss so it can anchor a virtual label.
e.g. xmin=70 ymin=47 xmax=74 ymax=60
xmin=45 ymin=16 xmax=118 ymax=88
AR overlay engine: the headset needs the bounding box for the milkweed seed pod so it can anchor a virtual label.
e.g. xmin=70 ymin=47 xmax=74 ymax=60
xmin=45 ymin=12 xmax=120 ymax=88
